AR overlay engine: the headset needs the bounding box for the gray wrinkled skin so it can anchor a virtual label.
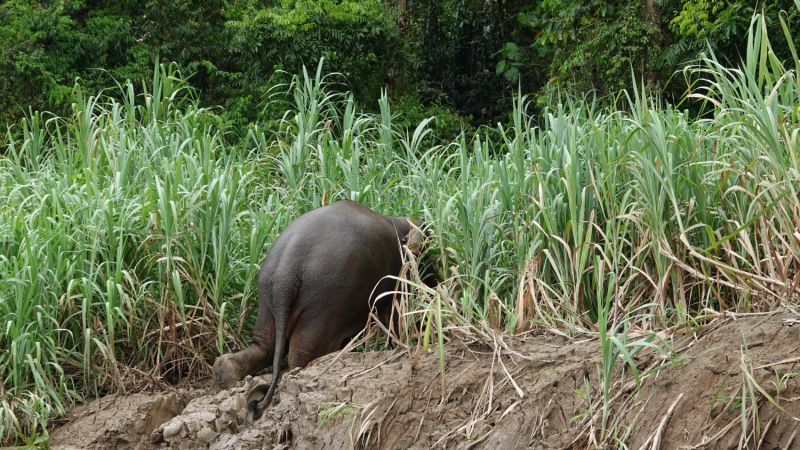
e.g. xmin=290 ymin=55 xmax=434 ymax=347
xmin=212 ymin=200 xmax=436 ymax=419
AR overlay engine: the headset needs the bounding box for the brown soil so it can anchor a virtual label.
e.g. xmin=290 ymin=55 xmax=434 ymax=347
xmin=49 ymin=313 xmax=800 ymax=450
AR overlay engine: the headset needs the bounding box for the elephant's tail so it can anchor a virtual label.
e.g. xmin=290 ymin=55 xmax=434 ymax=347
xmin=251 ymin=303 xmax=290 ymax=420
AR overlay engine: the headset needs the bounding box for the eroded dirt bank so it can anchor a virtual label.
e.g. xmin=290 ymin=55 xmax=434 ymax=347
xmin=49 ymin=313 xmax=800 ymax=449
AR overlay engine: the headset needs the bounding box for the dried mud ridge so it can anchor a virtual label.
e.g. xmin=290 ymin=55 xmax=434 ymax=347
xmin=50 ymin=314 xmax=800 ymax=450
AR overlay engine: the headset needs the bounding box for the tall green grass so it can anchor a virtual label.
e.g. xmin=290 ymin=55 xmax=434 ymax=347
xmin=2 ymin=6 xmax=800 ymax=444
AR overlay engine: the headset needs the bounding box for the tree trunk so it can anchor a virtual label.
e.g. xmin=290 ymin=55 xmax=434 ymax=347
xmin=642 ymin=0 xmax=662 ymax=93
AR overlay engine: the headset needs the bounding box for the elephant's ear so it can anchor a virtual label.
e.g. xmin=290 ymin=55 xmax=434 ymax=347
xmin=402 ymin=220 xmax=425 ymax=256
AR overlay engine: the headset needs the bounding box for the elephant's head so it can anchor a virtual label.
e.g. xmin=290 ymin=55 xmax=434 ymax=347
xmin=400 ymin=219 xmax=441 ymax=287
xmin=400 ymin=219 xmax=426 ymax=256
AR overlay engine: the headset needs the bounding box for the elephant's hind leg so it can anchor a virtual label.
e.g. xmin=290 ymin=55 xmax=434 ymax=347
xmin=213 ymin=344 xmax=270 ymax=391
xmin=214 ymin=296 xmax=278 ymax=391
xmin=287 ymin=324 xmax=346 ymax=369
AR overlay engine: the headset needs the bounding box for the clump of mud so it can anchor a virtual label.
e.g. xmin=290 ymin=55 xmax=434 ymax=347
xmin=50 ymin=313 xmax=800 ymax=449
xmin=48 ymin=390 xmax=196 ymax=449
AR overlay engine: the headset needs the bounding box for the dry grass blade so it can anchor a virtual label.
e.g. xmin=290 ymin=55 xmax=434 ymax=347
xmin=337 ymin=351 xmax=405 ymax=385
xmin=756 ymin=416 xmax=775 ymax=450
xmin=648 ymin=392 xmax=684 ymax=450
xmin=739 ymin=345 xmax=800 ymax=422
xmin=685 ymin=417 xmax=742 ymax=450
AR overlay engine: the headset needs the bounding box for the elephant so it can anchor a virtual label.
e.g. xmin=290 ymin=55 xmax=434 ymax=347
xmin=212 ymin=200 xmax=438 ymax=419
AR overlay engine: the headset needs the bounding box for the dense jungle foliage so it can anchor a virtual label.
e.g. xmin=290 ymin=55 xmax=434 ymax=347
xmin=3 ymin=0 xmax=800 ymax=134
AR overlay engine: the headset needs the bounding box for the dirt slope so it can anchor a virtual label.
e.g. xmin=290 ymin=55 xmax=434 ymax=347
xmin=49 ymin=313 xmax=800 ymax=450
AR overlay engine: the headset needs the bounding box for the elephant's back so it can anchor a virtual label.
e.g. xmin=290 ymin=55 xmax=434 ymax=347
xmin=261 ymin=200 xmax=401 ymax=275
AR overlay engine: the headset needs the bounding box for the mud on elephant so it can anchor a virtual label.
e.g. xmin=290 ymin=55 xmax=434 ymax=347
xmin=212 ymin=200 xmax=439 ymax=419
